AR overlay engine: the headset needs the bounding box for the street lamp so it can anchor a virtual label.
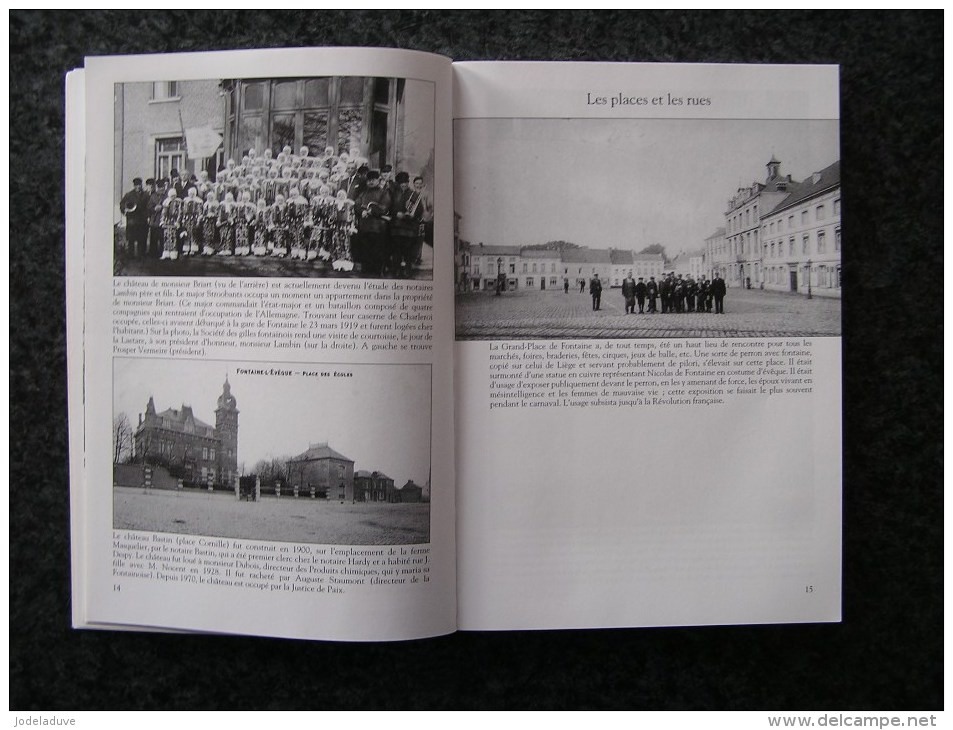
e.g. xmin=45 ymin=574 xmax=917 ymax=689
xmin=496 ymin=257 xmax=503 ymax=295
xmin=806 ymin=259 xmax=813 ymax=299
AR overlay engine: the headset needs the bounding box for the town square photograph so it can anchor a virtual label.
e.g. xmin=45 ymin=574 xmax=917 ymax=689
xmin=112 ymin=358 xmax=432 ymax=544
xmin=114 ymin=75 xmax=435 ymax=279
xmin=454 ymin=118 xmax=841 ymax=339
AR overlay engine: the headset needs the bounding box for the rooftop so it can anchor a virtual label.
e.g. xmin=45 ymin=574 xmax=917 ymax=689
xmin=289 ymin=442 xmax=354 ymax=463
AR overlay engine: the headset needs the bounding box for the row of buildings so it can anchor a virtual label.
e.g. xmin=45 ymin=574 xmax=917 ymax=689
xmin=458 ymin=243 xmax=666 ymax=292
xmin=453 ymin=156 xmax=841 ymax=299
xmin=123 ymin=380 xmax=425 ymax=503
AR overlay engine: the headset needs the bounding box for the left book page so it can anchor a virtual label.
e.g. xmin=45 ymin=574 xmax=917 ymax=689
xmin=69 ymin=48 xmax=456 ymax=641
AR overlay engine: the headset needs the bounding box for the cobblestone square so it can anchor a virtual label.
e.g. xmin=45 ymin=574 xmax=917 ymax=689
xmin=456 ymin=286 xmax=840 ymax=339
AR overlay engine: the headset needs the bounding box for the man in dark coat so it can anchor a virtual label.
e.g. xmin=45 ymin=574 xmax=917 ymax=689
xmin=389 ymin=171 xmax=422 ymax=277
xmin=635 ymin=277 xmax=647 ymax=313
xmin=589 ymin=273 xmax=603 ymax=311
xmin=621 ymin=270 xmax=637 ymax=314
xmin=711 ymin=273 xmax=727 ymax=313
xmin=353 ymin=170 xmax=392 ymax=275
xmin=120 ymin=177 xmax=149 ymax=257
xmin=144 ymin=178 xmax=165 ymax=258
xmin=659 ymin=275 xmax=671 ymax=313
xmin=646 ymin=276 xmax=658 ymax=312
xmin=697 ymin=277 xmax=709 ymax=313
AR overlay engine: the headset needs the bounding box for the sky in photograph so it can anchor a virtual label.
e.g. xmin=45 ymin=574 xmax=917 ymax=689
xmin=454 ymin=118 xmax=839 ymax=256
xmin=113 ymin=359 xmax=431 ymax=487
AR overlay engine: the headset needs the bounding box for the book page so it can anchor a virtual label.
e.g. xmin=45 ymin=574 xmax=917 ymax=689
xmin=453 ymin=62 xmax=841 ymax=630
xmin=73 ymin=47 xmax=456 ymax=641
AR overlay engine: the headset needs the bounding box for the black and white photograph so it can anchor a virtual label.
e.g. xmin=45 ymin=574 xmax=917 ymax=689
xmin=454 ymin=118 xmax=841 ymax=339
xmin=114 ymin=76 xmax=435 ymax=279
xmin=112 ymin=358 xmax=432 ymax=545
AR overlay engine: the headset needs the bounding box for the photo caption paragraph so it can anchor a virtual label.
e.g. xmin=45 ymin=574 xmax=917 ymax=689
xmin=488 ymin=338 xmax=816 ymax=410
xmin=112 ymin=278 xmax=433 ymax=356
xmin=112 ymin=531 xmax=431 ymax=595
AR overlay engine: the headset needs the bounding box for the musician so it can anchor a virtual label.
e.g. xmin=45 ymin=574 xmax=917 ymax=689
xmin=287 ymin=185 xmax=310 ymax=260
xmin=330 ymin=190 xmax=356 ymax=271
xmin=269 ymin=194 xmax=290 ymax=257
xmin=413 ymin=175 xmax=434 ymax=262
xmin=217 ymin=191 xmax=238 ymax=255
xmin=353 ymin=170 xmax=392 ymax=276
xmin=120 ymin=177 xmax=149 ymax=257
xmin=309 ymin=184 xmax=334 ymax=260
xmin=201 ymin=192 xmax=219 ymax=256
xmin=390 ymin=172 xmax=423 ymax=277
xmin=159 ymin=188 xmax=182 ymax=260
xmin=180 ymin=187 xmax=204 ymax=256
xmin=251 ymin=198 xmax=269 ymax=256
xmin=234 ymin=190 xmax=256 ymax=256
xmin=380 ymin=164 xmax=398 ymax=199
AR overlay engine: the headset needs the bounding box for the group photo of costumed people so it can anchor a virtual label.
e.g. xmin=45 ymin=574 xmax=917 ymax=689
xmin=619 ymin=271 xmax=727 ymax=314
xmin=118 ymin=145 xmax=434 ymax=277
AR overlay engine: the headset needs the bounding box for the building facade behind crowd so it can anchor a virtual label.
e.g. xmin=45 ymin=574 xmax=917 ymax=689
xmin=708 ymin=157 xmax=841 ymax=297
xmin=456 ymin=157 xmax=840 ymax=299
xmin=461 ymin=244 xmax=665 ymax=292
xmin=116 ymin=77 xmax=435 ymax=275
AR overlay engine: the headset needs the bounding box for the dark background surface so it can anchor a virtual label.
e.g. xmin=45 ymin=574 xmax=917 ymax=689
xmin=10 ymin=10 xmax=942 ymax=710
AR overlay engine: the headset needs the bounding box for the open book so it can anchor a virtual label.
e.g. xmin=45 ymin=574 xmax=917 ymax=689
xmin=67 ymin=48 xmax=841 ymax=641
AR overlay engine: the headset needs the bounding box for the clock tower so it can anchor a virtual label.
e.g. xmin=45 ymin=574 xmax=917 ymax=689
xmin=215 ymin=377 xmax=239 ymax=484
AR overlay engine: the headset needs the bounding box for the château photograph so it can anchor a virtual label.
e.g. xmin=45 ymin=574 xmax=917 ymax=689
xmin=112 ymin=358 xmax=432 ymax=545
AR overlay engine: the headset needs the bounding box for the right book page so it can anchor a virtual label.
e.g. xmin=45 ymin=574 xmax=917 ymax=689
xmin=452 ymin=62 xmax=841 ymax=630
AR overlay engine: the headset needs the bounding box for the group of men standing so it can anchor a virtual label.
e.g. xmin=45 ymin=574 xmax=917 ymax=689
xmin=617 ymin=271 xmax=727 ymax=314
xmin=118 ymin=145 xmax=434 ymax=277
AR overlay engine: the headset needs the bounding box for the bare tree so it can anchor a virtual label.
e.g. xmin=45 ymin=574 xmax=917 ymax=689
xmin=113 ymin=413 xmax=134 ymax=464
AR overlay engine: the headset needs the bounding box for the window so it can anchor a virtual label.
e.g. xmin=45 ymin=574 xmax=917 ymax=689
xmin=532 ymin=263 xmax=537 ymax=273
xmin=228 ymin=77 xmax=396 ymax=162
xmin=816 ymin=204 xmax=826 ymax=221
xmin=835 ymin=229 xmax=841 ymax=251
xmin=789 ymin=239 xmax=794 ymax=257
xmin=802 ymin=235 xmax=809 ymax=255
xmin=152 ymin=81 xmax=179 ymax=100
xmin=833 ymin=199 xmax=840 ymax=216
xmin=801 ymin=210 xmax=809 ymax=225
xmin=550 ymin=277 xmax=558 ymax=287
xmin=526 ymin=277 xmax=534 ymax=287
xmin=209 ymin=448 xmax=215 ymax=460
xmin=770 ymin=242 xmax=775 ymax=258
xmin=522 ymin=263 xmax=527 ymax=273
xmin=155 ymin=137 xmax=186 ymax=180
xmin=509 ymin=264 xmax=515 ymax=274
xmin=202 ymin=447 xmax=208 ymax=460
xmin=817 ymin=230 xmax=826 ymax=253
xmin=788 ymin=215 xmax=795 ymax=230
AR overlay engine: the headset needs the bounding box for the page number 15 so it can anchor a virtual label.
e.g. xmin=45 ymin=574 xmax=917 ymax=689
xmin=805 ymin=585 xmax=814 ymax=594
